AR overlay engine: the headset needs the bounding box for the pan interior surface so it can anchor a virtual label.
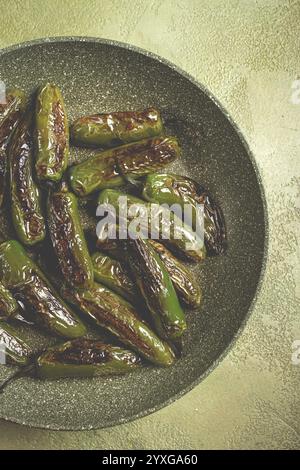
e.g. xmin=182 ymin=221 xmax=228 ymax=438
xmin=0 ymin=39 xmax=266 ymax=430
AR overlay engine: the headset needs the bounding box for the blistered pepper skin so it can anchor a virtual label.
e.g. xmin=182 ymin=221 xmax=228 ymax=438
xmin=48 ymin=187 xmax=94 ymax=288
xmin=71 ymin=107 xmax=164 ymax=148
xmin=62 ymin=282 xmax=175 ymax=367
xmin=143 ymin=174 xmax=227 ymax=255
xmin=0 ymin=320 xmax=31 ymax=365
xmin=35 ymin=83 xmax=69 ymax=182
xmin=0 ymin=89 xmax=26 ymax=208
xmin=124 ymin=238 xmax=187 ymax=341
xmin=0 ymin=240 xmax=86 ymax=339
xmin=69 ymin=136 xmax=180 ymax=196
xmin=36 ymin=338 xmax=141 ymax=379
xmin=9 ymin=112 xmax=46 ymax=246
xmin=91 ymin=252 xmax=136 ymax=304
xmin=93 ymin=240 xmax=201 ymax=309
xmin=147 ymin=241 xmax=201 ymax=309
xmin=0 ymin=282 xmax=18 ymax=319
xmin=97 ymin=189 xmax=206 ymax=262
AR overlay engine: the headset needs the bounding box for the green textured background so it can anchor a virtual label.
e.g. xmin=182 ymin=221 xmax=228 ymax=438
xmin=0 ymin=0 xmax=299 ymax=450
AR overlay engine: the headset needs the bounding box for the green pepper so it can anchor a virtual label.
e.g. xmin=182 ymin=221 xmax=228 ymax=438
xmin=143 ymin=173 xmax=227 ymax=255
xmin=124 ymin=238 xmax=187 ymax=341
xmin=93 ymin=240 xmax=201 ymax=309
xmin=36 ymin=338 xmax=141 ymax=379
xmin=69 ymin=136 xmax=180 ymax=196
xmin=62 ymin=282 xmax=175 ymax=367
xmin=0 ymin=282 xmax=18 ymax=319
xmin=93 ymin=228 xmax=192 ymax=325
xmin=147 ymin=241 xmax=201 ymax=309
xmin=97 ymin=189 xmax=206 ymax=262
xmin=35 ymin=83 xmax=69 ymax=182
xmin=71 ymin=107 xmax=164 ymax=148
xmin=0 ymin=89 xmax=26 ymax=208
xmin=9 ymin=111 xmax=46 ymax=245
xmin=0 ymin=320 xmax=31 ymax=365
xmin=91 ymin=252 xmax=136 ymax=304
xmin=0 ymin=240 xmax=86 ymax=339
xmin=47 ymin=184 xmax=93 ymax=288
xmin=93 ymin=234 xmax=120 ymax=256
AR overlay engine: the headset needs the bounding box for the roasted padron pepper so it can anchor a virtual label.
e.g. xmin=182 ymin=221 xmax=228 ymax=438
xmin=62 ymin=282 xmax=175 ymax=366
xmin=47 ymin=185 xmax=94 ymax=288
xmin=69 ymin=136 xmax=180 ymax=196
xmin=91 ymin=252 xmax=136 ymax=304
xmin=0 ymin=88 xmax=26 ymax=208
xmin=123 ymin=238 xmax=187 ymax=341
xmin=9 ymin=111 xmax=46 ymax=245
xmin=0 ymin=282 xmax=18 ymax=319
xmin=0 ymin=320 xmax=31 ymax=365
xmin=36 ymin=338 xmax=141 ymax=379
xmin=71 ymin=107 xmax=164 ymax=148
xmin=0 ymin=240 xmax=86 ymax=338
xmin=35 ymin=83 xmax=69 ymax=182
xmin=148 ymin=241 xmax=201 ymax=309
xmin=93 ymin=240 xmax=201 ymax=309
xmin=97 ymin=189 xmax=206 ymax=262
xmin=143 ymin=173 xmax=227 ymax=255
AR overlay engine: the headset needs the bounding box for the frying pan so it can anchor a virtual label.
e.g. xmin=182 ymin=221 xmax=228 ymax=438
xmin=0 ymin=38 xmax=267 ymax=429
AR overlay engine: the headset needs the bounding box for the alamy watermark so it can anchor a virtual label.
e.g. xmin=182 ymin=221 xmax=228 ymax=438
xmin=291 ymin=79 xmax=300 ymax=104
xmin=0 ymin=341 xmax=6 ymax=365
xmin=96 ymin=196 xmax=204 ymax=250
xmin=291 ymin=340 xmax=300 ymax=365
xmin=0 ymin=80 xmax=6 ymax=105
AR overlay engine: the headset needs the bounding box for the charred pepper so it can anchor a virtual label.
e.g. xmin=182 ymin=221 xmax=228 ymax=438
xmin=69 ymin=136 xmax=180 ymax=196
xmin=0 ymin=89 xmax=26 ymax=208
xmin=62 ymin=282 xmax=175 ymax=366
xmin=35 ymin=83 xmax=69 ymax=182
xmin=47 ymin=184 xmax=93 ymax=288
xmin=147 ymin=240 xmax=201 ymax=309
xmin=0 ymin=320 xmax=31 ymax=365
xmin=91 ymin=252 xmax=136 ymax=304
xmin=71 ymin=107 xmax=164 ymax=148
xmin=97 ymin=189 xmax=206 ymax=262
xmin=123 ymin=238 xmax=187 ymax=341
xmin=9 ymin=111 xmax=46 ymax=245
xmin=143 ymin=173 xmax=227 ymax=255
xmin=0 ymin=240 xmax=86 ymax=338
xmin=0 ymin=282 xmax=18 ymax=319
xmin=93 ymin=240 xmax=201 ymax=309
xmin=36 ymin=338 xmax=141 ymax=379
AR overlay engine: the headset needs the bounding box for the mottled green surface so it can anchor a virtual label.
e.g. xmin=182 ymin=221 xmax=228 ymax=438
xmin=0 ymin=0 xmax=299 ymax=450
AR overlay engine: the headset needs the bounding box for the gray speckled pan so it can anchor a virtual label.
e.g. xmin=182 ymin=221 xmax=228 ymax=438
xmin=0 ymin=37 xmax=267 ymax=430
